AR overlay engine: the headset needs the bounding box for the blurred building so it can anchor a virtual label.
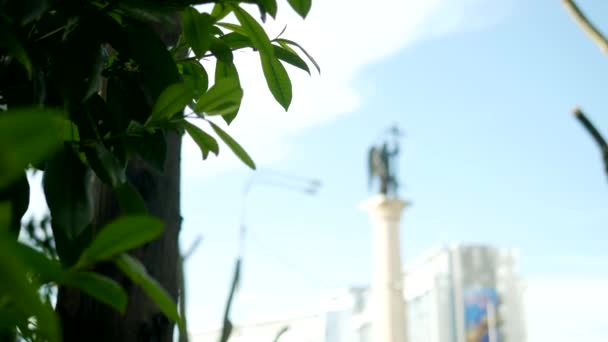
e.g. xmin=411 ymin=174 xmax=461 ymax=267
xmin=192 ymin=244 xmax=527 ymax=342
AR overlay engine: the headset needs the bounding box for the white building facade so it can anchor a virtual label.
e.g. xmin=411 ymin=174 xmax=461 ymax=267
xmin=193 ymin=244 xmax=527 ymax=342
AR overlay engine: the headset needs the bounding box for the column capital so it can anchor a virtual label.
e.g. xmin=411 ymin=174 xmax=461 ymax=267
xmin=360 ymin=195 xmax=410 ymax=220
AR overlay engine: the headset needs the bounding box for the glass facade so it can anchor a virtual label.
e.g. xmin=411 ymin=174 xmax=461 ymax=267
xmin=407 ymin=292 xmax=432 ymax=342
xmin=191 ymin=245 xmax=525 ymax=342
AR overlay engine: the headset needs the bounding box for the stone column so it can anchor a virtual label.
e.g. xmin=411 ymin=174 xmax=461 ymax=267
xmin=360 ymin=195 xmax=409 ymax=342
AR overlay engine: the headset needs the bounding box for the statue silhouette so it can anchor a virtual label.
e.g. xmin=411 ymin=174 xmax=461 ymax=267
xmin=368 ymin=126 xmax=402 ymax=196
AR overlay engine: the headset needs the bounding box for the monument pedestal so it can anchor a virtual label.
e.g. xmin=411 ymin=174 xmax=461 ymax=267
xmin=360 ymin=195 xmax=409 ymax=342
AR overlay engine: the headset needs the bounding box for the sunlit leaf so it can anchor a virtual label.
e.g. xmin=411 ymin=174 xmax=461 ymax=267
xmin=216 ymin=23 xmax=248 ymax=37
xmin=193 ymin=78 xmax=242 ymax=117
xmin=259 ymin=0 xmax=278 ymax=18
xmin=287 ymin=0 xmax=312 ymax=18
xmin=220 ymin=32 xmax=252 ymax=50
xmin=115 ymin=254 xmax=184 ymax=331
xmin=183 ymin=121 xmax=219 ymax=160
xmin=208 ymin=121 xmax=255 ymax=170
xmin=228 ymin=5 xmax=273 ymax=56
xmin=182 ymin=7 xmax=212 ymax=58
xmin=261 ymin=53 xmax=292 ymax=110
xmin=215 ymin=60 xmax=240 ymax=83
xmin=210 ymin=36 xmax=234 ymax=63
xmin=181 ymin=60 xmax=209 ymax=98
xmin=147 ymin=83 xmax=193 ymax=124
xmin=213 ymin=60 xmax=241 ymax=125
xmin=76 ymin=216 xmax=164 ymax=267
xmin=273 ymin=45 xmax=310 ymax=74
xmin=276 ymin=38 xmax=320 ymax=73
xmin=211 ymin=3 xmax=231 ymax=21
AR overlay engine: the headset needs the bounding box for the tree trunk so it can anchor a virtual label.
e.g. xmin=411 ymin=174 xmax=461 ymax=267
xmin=56 ymin=15 xmax=183 ymax=342
xmin=56 ymin=131 xmax=182 ymax=342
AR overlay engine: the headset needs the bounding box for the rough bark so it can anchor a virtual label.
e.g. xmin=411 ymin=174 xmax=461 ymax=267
xmin=56 ymin=131 xmax=182 ymax=342
xmin=56 ymin=15 xmax=183 ymax=342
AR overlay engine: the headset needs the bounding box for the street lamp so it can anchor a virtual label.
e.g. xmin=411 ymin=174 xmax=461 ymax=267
xmin=217 ymin=170 xmax=321 ymax=338
xmin=238 ymin=169 xmax=322 ymax=258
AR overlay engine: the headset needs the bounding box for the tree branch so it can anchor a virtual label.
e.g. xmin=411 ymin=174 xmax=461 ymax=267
xmin=572 ymin=107 xmax=608 ymax=181
xmin=562 ymin=0 xmax=608 ymax=55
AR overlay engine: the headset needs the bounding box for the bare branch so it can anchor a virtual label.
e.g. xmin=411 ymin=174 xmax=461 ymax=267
xmin=562 ymin=0 xmax=608 ymax=55
xmin=572 ymin=107 xmax=608 ymax=181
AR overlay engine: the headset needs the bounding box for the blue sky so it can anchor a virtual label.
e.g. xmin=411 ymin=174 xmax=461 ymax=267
xmin=178 ymin=0 xmax=608 ymax=340
xmin=21 ymin=0 xmax=607 ymax=340
xmin=178 ymin=1 xmax=608 ymax=340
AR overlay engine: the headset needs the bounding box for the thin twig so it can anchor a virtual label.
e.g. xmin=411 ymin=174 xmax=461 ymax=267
xmin=562 ymin=0 xmax=608 ymax=55
xmin=572 ymin=107 xmax=608 ymax=181
xmin=34 ymin=26 xmax=66 ymax=42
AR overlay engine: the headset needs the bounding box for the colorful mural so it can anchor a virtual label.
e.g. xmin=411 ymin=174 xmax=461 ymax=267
xmin=463 ymin=288 xmax=499 ymax=342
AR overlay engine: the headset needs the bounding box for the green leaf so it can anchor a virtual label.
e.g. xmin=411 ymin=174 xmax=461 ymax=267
xmin=53 ymin=223 xmax=93 ymax=268
xmin=216 ymin=23 xmax=248 ymax=37
xmin=0 ymin=26 xmax=32 ymax=79
xmin=53 ymin=20 xmax=105 ymax=104
xmin=276 ymin=38 xmax=320 ymax=73
xmin=0 ymin=171 xmax=30 ymax=237
xmin=261 ymin=53 xmax=292 ymax=110
xmin=147 ymin=83 xmax=193 ymax=124
xmin=115 ymin=254 xmax=183 ymax=331
xmin=273 ymin=45 xmax=310 ymax=74
xmin=211 ymin=3 xmax=231 ymax=21
xmin=287 ymin=0 xmax=312 ymax=18
xmin=135 ymin=129 xmax=167 ymax=173
xmin=181 ymin=60 xmax=209 ymax=98
xmin=84 ymin=142 xmax=127 ymax=188
xmin=115 ymin=182 xmax=148 ymax=214
xmin=228 ymin=5 xmax=274 ymax=56
xmin=259 ymin=0 xmax=278 ymax=18
xmin=193 ymin=78 xmax=243 ymax=117
xmin=104 ymin=18 xmax=181 ymax=100
xmin=43 ymin=144 xmax=94 ymax=240
xmin=0 ymin=236 xmax=61 ymax=342
xmin=214 ymin=60 xmax=241 ymax=125
xmin=183 ymin=121 xmax=219 ymax=160
xmin=215 ymin=60 xmax=240 ymax=83
xmin=212 ymin=59 xmax=241 ymax=125
xmin=59 ymin=271 xmax=128 ymax=313
xmin=0 ymin=108 xmax=66 ymax=188
xmin=220 ymin=32 xmax=253 ymax=50
xmin=208 ymin=121 xmax=256 ymax=170
xmin=14 ymin=243 xmax=63 ymax=283
xmin=0 ymin=202 xmax=10 ymax=230
xmin=182 ymin=8 xmax=212 ymax=58
xmin=76 ymin=216 xmax=164 ymax=266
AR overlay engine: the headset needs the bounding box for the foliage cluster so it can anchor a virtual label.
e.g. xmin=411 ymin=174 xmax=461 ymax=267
xmin=0 ymin=0 xmax=316 ymax=340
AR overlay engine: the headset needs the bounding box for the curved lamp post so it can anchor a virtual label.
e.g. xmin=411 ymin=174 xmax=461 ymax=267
xmin=238 ymin=169 xmax=322 ymax=258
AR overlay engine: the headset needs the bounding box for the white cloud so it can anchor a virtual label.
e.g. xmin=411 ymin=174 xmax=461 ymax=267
xmin=525 ymin=278 xmax=608 ymax=342
xmin=181 ymin=0 xmax=511 ymax=178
